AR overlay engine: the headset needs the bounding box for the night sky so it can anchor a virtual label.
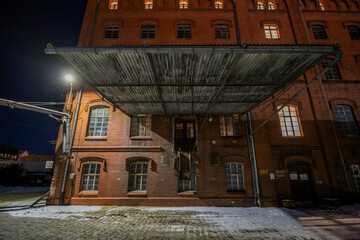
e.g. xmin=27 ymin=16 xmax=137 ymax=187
xmin=0 ymin=0 xmax=87 ymax=154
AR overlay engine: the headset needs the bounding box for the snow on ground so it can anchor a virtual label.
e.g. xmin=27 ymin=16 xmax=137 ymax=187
xmin=0 ymin=185 xmax=49 ymax=193
xmin=7 ymin=206 xmax=103 ymax=219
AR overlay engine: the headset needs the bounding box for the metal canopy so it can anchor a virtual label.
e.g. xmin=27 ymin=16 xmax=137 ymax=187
xmin=45 ymin=45 xmax=338 ymax=115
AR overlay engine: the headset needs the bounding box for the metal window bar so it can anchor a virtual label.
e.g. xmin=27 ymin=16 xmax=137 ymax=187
xmin=177 ymin=24 xmax=191 ymax=38
xmin=81 ymin=163 xmax=101 ymax=191
xmin=141 ymin=25 xmax=155 ymax=38
xmin=129 ymin=162 xmax=148 ymax=191
xmin=105 ymin=26 xmax=119 ymax=38
xmin=312 ymin=25 xmax=328 ymax=39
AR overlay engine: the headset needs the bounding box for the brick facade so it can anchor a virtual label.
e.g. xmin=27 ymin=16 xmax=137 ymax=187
xmin=47 ymin=0 xmax=360 ymax=206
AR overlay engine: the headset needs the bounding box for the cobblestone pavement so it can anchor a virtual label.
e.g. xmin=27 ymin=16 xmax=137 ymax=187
xmin=0 ymin=206 xmax=334 ymax=240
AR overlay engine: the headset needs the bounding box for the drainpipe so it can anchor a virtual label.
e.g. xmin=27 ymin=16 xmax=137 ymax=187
xmin=232 ymin=0 xmax=241 ymax=45
xmin=60 ymin=80 xmax=84 ymax=205
xmin=89 ymin=0 xmax=100 ymax=46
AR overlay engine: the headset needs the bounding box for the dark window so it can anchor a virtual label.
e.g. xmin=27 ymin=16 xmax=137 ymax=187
xmin=215 ymin=24 xmax=229 ymax=39
xmin=178 ymin=162 xmax=196 ymax=192
xmin=177 ymin=24 xmax=191 ymax=38
xmin=81 ymin=163 xmax=101 ymax=191
xmin=141 ymin=25 xmax=155 ymax=38
xmin=347 ymin=25 xmax=360 ymax=40
xmin=334 ymin=105 xmax=359 ymax=136
xmin=350 ymin=165 xmax=360 ymax=192
xmin=128 ymin=161 xmax=148 ymax=191
xmin=87 ymin=107 xmax=110 ymax=137
xmin=130 ymin=115 xmax=152 ymax=137
xmin=226 ymin=163 xmax=245 ymax=192
xmin=220 ymin=114 xmax=241 ymax=137
xmin=105 ymin=25 xmax=119 ymax=38
xmin=322 ymin=59 xmax=341 ymax=80
xmin=312 ymin=25 xmax=327 ymax=39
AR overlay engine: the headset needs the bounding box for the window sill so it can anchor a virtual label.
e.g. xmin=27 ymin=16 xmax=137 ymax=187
xmin=127 ymin=191 xmax=147 ymax=197
xmin=220 ymin=136 xmax=242 ymax=138
xmin=177 ymin=191 xmax=196 ymax=197
xmin=227 ymin=191 xmax=246 ymax=194
xmin=85 ymin=136 xmax=107 ymax=141
xmin=130 ymin=136 xmax=152 ymax=140
xmin=79 ymin=191 xmax=98 ymax=197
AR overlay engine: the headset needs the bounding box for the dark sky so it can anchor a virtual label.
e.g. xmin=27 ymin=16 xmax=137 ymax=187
xmin=0 ymin=0 xmax=87 ymax=154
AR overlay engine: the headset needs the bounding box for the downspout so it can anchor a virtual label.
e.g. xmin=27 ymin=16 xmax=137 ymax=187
xmin=297 ymin=0 xmax=352 ymax=192
xmin=232 ymin=0 xmax=261 ymax=206
xmin=89 ymin=0 xmax=100 ymax=46
xmin=60 ymin=80 xmax=84 ymax=205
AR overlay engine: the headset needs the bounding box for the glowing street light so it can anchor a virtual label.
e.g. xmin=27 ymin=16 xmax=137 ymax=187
xmin=65 ymin=74 xmax=74 ymax=83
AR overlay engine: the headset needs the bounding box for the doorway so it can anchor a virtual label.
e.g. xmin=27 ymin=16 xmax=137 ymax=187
xmin=287 ymin=162 xmax=314 ymax=202
xmin=174 ymin=119 xmax=196 ymax=152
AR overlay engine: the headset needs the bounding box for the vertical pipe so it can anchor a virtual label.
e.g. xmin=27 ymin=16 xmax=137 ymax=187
xmin=232 ymin=0 xmax=241 ymax=45
xmin=89 ymin=0 xmax=100 ymax=46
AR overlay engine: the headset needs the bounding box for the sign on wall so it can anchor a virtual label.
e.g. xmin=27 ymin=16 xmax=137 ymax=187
xmin=45 ymin=161 xmax=54 ymax=169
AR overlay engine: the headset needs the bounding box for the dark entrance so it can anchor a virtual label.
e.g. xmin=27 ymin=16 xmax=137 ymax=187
xmin=287 ymin=162 xmax=313 ymax=202
xmin=175 ymin=119 xmax=196 ymax=152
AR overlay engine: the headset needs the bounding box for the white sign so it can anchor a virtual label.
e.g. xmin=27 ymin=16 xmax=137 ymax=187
xmin=270 ymin=173 xmax=275 ymax=180
xmin=45 ymin=161 xmax=54 ymax=169
xmin=300 ymin=174 xmax=308 ymax=180
xmin=289 ymin=174 xmax=298 ymax=180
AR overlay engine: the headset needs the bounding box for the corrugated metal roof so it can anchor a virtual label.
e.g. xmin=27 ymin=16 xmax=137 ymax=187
xmin=45 ymin=45 xmax=338 ymax=115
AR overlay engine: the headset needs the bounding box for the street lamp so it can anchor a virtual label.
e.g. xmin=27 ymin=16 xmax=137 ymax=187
xmin=65 ymin=74 xmax=74 ymax=84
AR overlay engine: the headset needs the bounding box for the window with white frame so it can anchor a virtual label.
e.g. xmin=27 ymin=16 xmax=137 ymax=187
xmin=109 ymin=0 xmax=118 ymax=9
xmin=179 ymin=163 xmax=196 ymax=192
xmin=81 ymin=163 xmax=101 ymax=191
xmin=130 ymin=115 xmax=152 ymax=137
xmin=87 ymin=107 xmax=110 ymax=137
xmin=278 ymin=105 xmax=302 ymax=137
xmin=334 ymin=105 xmax=359 ymax=136
xmin=220 ymin=114 xmax=241 ymax=137
xmin=350 ymin=165 xmax=360 ymax=192
xmin=128 ymin=161 xmax=148 ymax=191
xmin=264 ymin=24 xmax=280 ymax=39
xmin=226 ymin=162 xmax=245 ymax=191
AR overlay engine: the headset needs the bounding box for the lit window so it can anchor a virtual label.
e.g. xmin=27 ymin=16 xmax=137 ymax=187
xmin=322 ymin=59 xmax=341 ymax=80
xmin=145 ymin=0 xmax=153 ymax=9
xmin=81 ymin=163 xmax=101 ymax=191
xmin=179 ymin=163 xmax=196 ymax=192
xmin=264 ymin=24 xmax=280 ymax=39
xmin=130 ymin=115 xmax=152 ymax=137
xmin=347 ymin=25 xmax=360 ymax=40
xmin=179 ymin=0 xmax=188 ymax=9
xmin=109 ymin=0 xmax=118 ymax=9
xmin=215 ymin=0 xmax=223 ymax=9
xmin=350 ymin=165 xmax=360 ymax=192
xmin=268 ymin=2 xmax=276 ymax=10
xmin=334 ymin=105 xmax=359 ymax=136
xmin=177 ymin=24 xmax=191 ymax=38
xmin=128 ymin=161 xmax=148 ymax=191
xmin=215 ymin=24 xmax=229 ymax=39
xmin=87 ymin=107 xmax=110 ymax=137
xmin=312 ymin=25 xmax=327 ymax=39
xmin=278 ymin=105 xmax=302 ymax=137
xmin=226 ymin=163 xmax=245 ymax=192
xmin=105 ymin=25 xmax=119 ymax=39
xmin=319 ymin=2 xmax=326 ymax=10
xmin=257 ymin=2 xmax=264 ymax=9
xmin=220 ymin=114 xmax=241 ymax=137
xmin=141 ymin=25 xmax=155 ymax=38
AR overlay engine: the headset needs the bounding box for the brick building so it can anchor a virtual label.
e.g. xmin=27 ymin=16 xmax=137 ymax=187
xmin=46 ymin=0 xmax=360 ymax=206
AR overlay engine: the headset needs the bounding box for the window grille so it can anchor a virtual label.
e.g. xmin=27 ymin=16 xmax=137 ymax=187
xmin=130 ymin=115 xmax=152 ymax=137
xmin=322 ymin=58 xmax=341 ymax=80
xmin=350 ymin=165 xmax=360 ymax=192
xmin=145 ymin=0 xmax=153 ymax=9
xmin=141 ymin=25 xmax=155 ymax=38
xmin=105 ymin=25 xmax=119 ymax=38
xmin=214 ymin=0 xmax=223 ymax=9
xmin=278 ymin=105 xmax=302 ymax=137
xmin=109 ymin=0 xmax=118 ymax=9
xmin=128 ymin=162 xmax=148 ymax=191
xmin=264 ymin=24 xmax=280 ymax=39
xmin=215 ymin=24 xmax=229 ymax=39
xmin=312 ymin=25 xmax=327 ymax=39
xmin=178 ymin=163 xmax=196 ymax=192
xmin=220 ymin=114 xmax=241 ymax=137
xmin=81 ymin=163 xmax=101 ymax=191
xmin=257 ymin=2 xmax=264 ymax=9
xmin=179 ymin=0 xmax=188 ymax=9
xmin=226 ymin=163 xmax=245 ymax=191
xmin=87 ymin=107 xmax=110 ymax=137
xmin=177 ymin=24 xmax=191 ymax=38
xmin=347 ymin=25 xmax=360 ymax=40
xmin=334 ymin=105 xmax=359 ymax=136
xmin=268 ymin=2 xmax=276 ymax=9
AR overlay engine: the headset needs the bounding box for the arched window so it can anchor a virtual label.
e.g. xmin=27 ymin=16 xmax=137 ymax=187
xmin=109 ymin=0 xmax=118 ymax=9
xmin=277 ymin=105 xmax=302 ymax=137
xmin=340 ymin=0 xmax=349 ymax=10
xmin=128 ymin=161 xmax=148 ymax=191
xmin=87 ymin=106 xmax=110 ymax=136
xmin=145 ymin=0 xmax=153 ymax=9
xmin=226 ymin=163 xmax=245 ymax=192
xmin=264 ymin=24 xmax=280 ymax=39
xmin=350 ymin=1 xmax=359 ymax=11
xmin=81 ymin=163 xmax=101 ymax=191
xmin=329 ymin=0 xmax=338 ymax=10
xmin=179 ymin=0 xmax=188 ymax=9
xmin=334 ymin=105 xmax=359 ymax=136
xmin=214 ymin=0 xmax=223 ymax=9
